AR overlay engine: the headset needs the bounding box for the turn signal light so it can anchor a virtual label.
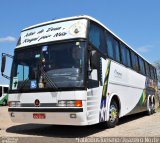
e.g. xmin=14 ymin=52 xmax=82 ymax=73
xmin=75 ymin=100 xmax=82 ymax=107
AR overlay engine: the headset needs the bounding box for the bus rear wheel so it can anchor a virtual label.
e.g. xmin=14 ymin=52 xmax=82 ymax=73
xmin=106 ymin=100 xmax=119 ymax=128
xmin=147 ymin=98 xmax=152 ymax=115
xmin=151 ymin=97 xmax=155 ymax=114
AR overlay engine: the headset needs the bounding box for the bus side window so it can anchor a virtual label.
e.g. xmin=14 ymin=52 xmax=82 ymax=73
xmin=126 ymin=48 xmax=131 ymax=67
xmin=150 ymin=66 xmax=154 ymax=79
xmin=89 ymin=22 xmax=107 ymax=56
xmin=120 ymin=44 xmax=127 ymax=66
xmin=145 ymin=62 xmax=150 ymax=77
xmin=139 ymin=57 xmax=145 ymax=75
xmin=154 ymin=68 xmax=157 ymax=80
xmin=131 ymin=51 xmax=139 ymax=72
xmin=113 ymin=39 xmax=120 ymax=63
xmin=106 ymin=33 xmax=114 ymax=59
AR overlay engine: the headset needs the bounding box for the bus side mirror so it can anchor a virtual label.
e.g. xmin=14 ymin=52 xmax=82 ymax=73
xmin=1 ymin=55 xmax=6 ymax=74
xmin=1 ymin=53 xmax=13 ymax=80
xmin=90 ymin=50 xmax=99 ymax=69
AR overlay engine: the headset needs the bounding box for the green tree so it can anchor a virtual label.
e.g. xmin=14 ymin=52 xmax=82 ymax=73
xmin=154 ymin=60 xmax=160 ymax=82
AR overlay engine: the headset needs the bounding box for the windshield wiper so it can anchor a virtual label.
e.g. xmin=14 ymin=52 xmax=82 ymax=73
xmin=18 ymin=67 xmax=58 ymax=91
xmin=40 ymin=66 xmax=58 ymax=89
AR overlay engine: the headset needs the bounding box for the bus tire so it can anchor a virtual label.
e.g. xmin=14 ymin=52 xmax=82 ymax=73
xmin=2 ymin=100 xmax=7 ymax=106
xmin=151 ymin=97 xmax=155 ymax=114
xmin=106 ymin=100 xmax=119 ymax=128
xmin=147 ymin=98 xmax=152 ymax=115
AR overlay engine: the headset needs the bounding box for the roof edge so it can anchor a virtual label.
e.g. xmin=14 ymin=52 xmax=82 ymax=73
xmin=21 ymin=15 xmax=153 ymax=66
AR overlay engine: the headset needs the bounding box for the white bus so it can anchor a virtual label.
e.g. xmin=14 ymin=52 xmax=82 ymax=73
xmin=0 ymin=84 xmax=9 ymax=106
xmin=1 ymin=15 xmax=158 ymax=127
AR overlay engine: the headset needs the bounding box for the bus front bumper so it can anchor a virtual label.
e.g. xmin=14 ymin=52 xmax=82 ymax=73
xmin=8 ymin=107 xmax=88 ymax=126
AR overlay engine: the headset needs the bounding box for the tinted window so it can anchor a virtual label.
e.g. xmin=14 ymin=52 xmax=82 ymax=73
xmin=145 ymin=62 xmax=150 ymax=77
xmin=106 ymin=32 xmax=114 ymax=59
xmin=120 ymin=44 xmax=127 ymax=66
xmin=150 ymin=66 xmax=154 ymax=79
xmin=89 ymin=22 xmax=106 ymax=55
xmin=131 ymin=51 xmax=139 ymax=71
xmin=113 ymin=39 xmax=120 ymax=62
xmin=154 ymin=68 xmax=157 ymax=79
xmin=11 ymin=41 xmax=86 ymax=90
xmin=139 ymin=57 xmax=145 ymax=75
xmin=126 ymin=48 xmax=131 ymax=67
xmin=151 ymin=66 xmax=157 ymax=79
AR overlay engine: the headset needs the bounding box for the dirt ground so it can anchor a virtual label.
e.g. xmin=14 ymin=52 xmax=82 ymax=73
xmin=0 ymin=106 xmax=160 ymax=138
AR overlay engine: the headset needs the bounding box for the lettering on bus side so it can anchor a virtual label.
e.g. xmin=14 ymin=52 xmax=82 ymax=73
xmin=114 ymin=69 xmax=122 ymax=79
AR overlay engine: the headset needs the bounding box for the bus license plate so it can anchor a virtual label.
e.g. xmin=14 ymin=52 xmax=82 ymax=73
xmin=33 ymin=113 xmax=46 ymax=119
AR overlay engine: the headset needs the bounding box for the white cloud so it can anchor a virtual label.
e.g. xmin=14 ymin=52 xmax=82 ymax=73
xmin=0 ymin=36 xmax=16 ymax=42
xmin=136 ymin=45 xmax=152 ymax=53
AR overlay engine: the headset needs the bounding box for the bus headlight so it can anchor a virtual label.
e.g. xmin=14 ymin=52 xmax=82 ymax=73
xmin=67 ymin=101 xmax=75 ymax=107
xmin=9 ymin=101 xmax=21 ymax=107
xmin=57 ymin=100 xmax=82 ymax=107
xmin=58 ymin=100 xmax=67 ymax=107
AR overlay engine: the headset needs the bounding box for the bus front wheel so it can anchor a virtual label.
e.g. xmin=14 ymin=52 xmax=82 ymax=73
xmin=106 ymin=100 xmax=119 ymax=128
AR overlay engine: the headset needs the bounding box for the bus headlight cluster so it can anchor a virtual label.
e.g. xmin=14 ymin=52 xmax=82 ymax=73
xmin=9 ymin=101 xmax=21 ymax=107
xmin=57 ymin=100 xmax=82 ymax=107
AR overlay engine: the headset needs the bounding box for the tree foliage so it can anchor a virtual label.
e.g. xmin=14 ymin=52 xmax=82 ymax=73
xmin=154 ymin=60 xmax=160 ymax=82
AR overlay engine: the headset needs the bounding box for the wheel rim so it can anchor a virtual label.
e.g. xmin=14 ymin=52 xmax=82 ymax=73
xmin=109 ymin=105 xmax=118 ymax=122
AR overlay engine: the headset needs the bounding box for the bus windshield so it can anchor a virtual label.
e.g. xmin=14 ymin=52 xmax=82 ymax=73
xmin=10 ymin=41 xmax=86 ymax=92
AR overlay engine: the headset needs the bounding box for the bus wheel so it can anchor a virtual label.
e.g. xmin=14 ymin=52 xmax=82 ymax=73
xmin=147 ymin=98 xmax=152 ymax=115
xmin=151 ymin=98 xmax=155 ymax=114
xmin=107 ymin=100 xmax=119 ymax=128
xmin=2 ymin=100 xmax=7 ymax=106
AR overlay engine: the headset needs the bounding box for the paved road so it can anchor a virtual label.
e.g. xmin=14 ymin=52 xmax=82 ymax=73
xmin=0 ymin=106 xmax=160 ymax=143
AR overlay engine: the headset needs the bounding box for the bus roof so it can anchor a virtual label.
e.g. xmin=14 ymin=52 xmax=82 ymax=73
xmin=0 ymin=84 xmax=9 ymax=87
xmin=21 ymin=15 xmax=153 ymax=66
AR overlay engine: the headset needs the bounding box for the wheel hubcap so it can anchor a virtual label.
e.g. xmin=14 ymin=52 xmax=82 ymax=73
xmin=109 ymin=105 xmax=117 ymax=122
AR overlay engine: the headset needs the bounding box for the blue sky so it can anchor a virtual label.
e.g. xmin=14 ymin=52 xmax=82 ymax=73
xmin=0 ymin=0 xmax=160 ymax=84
